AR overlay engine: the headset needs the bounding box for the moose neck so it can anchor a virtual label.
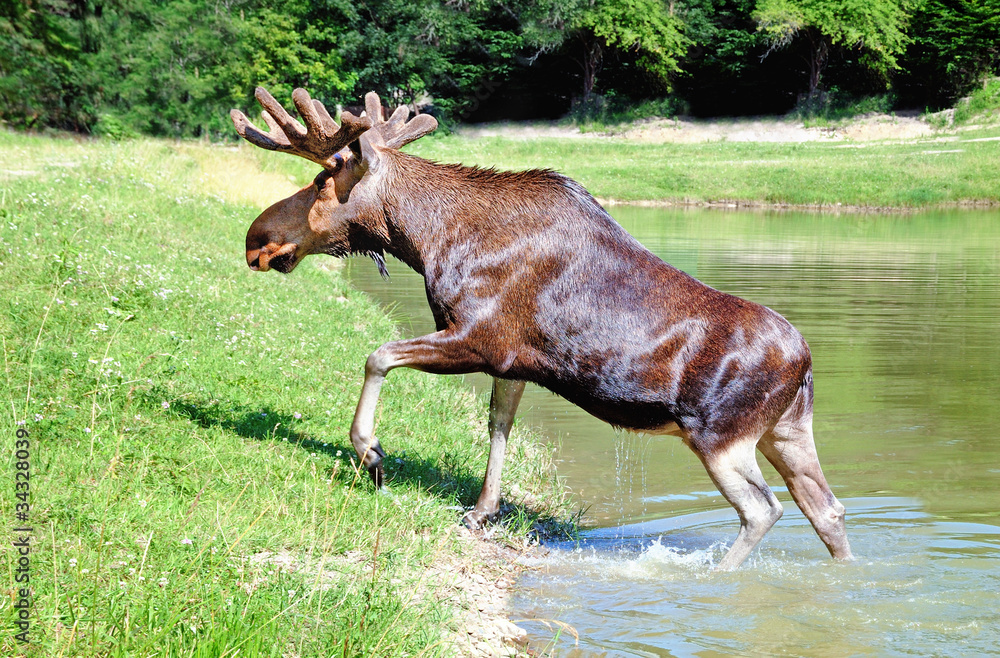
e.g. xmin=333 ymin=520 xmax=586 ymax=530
xmin=371 ymin=151 xmax=476 ymax=276
xmin=361 ymin=150 xmax=611 ymax=282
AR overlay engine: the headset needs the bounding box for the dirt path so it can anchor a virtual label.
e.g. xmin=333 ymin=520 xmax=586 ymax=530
xmin=457 ymin=112 xmax=939 ymax=143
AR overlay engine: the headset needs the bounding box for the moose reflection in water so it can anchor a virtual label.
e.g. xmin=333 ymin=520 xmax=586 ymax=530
xmin=229 ymin=87 xmax=852 ymax=569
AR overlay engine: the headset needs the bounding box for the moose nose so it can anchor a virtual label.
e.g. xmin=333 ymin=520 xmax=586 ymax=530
xmin=247 ymin=250 xmax=264 ymax=271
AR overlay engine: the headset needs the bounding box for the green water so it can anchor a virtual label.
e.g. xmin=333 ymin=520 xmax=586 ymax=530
xmin=345 ymin=208 xmax=1000 ymax=655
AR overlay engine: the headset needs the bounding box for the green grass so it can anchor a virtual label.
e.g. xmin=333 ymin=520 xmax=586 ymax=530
xmin=4 ymin=110 xmax=996 ymax=653
xmin=0 ymin=132 xmax=569 ymax=656
xmin=953 ymin=78 xmax=1000 ymax=126
xmin=408 ymin=124 xmax=1000 ymax=209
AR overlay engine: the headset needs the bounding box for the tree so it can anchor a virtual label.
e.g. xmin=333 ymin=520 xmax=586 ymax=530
xmin=571 ymin=0 xmax=688 ymax=100
xmin=902 ymin=0 xmax=1000 ymax=105
xmin=331 ymin=0 xmax=531 ymax=118
xmin=0 ymin=0 xmax=89 ymax=129
xmin=228 ymin=2 xmax=355 ymax=113
xmin=671 ymin=0 xmax=805 ymax=115
xmin=81 ymin=0 xmax=356 ymax=137
xmin=91 ymin=0 xmax=246 ymax=136
xmin=753 ymin=0 xmax=913 ymax=95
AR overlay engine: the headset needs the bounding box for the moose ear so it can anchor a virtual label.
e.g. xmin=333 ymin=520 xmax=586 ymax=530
xmin=349 ymin=139 xmax=363 ymax=159
xmin=359 ymin=129 xmax=384 ymax=170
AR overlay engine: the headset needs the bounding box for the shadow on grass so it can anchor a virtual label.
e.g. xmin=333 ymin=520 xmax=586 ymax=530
xmin=149 ymin=394 xmax=469 ymax=500
xmin=148 ymin=392 xmax=576 ymax=540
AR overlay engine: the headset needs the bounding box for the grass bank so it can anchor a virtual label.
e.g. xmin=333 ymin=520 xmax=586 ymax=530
xmin=408 ymin=124 xmax=1000 ymax=209
xmin=0 ymin=132 xmax=568 ymax=656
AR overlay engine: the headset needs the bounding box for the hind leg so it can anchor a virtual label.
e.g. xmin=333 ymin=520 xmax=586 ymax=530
xmin=758 ymin=414 xmax=853 ymax=561
xmin=695 ymin=438 xmax=785 ymax=570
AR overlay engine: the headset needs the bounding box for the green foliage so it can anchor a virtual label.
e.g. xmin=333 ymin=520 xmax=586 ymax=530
xmin=569 ymin=91 xmax=688 ymax=127
xmin=754 ymin=0 xmax=914 ymax=91
xmin=0 ymin=0 xmax=90 ymax=130
xmin=92 ymin=113 xmax=138 ymax=140
xmin=95 ymin=0 xmax=245 ymax=136
xmin=792 ymin=87 xmax=896 ymax=123
xmin=677 ymin=0 xmax=763 ymax=77
xmin=0 ymin=0 xmax=357 ymax=137
xmin=1 ymin=0 xmax=998 ymax=132
xmin=228 ymin=3 xmax=355 ymax=109
xmin=576 ymin=0 xmax=689 ymax=87
xmin=905 ymin=0 xmax=1000 ymax=104
xmin=953 ymin=77 xmax=1000 ymax=125
xmin=333 ymin=0 xmax=548 ymax=118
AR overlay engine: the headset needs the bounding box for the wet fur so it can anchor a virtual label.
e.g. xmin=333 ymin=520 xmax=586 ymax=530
xmin=365 ymin=152 xmax=812 ymax=457
xmin=244 ymin=137 xmax=852 ymax=568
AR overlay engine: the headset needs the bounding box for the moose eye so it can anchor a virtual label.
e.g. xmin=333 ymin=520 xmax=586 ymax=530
xmin=313 ymin=170 xmax=334 ymax=188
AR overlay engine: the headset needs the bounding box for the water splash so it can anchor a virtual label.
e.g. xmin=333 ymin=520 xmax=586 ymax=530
xmin=512 ymin=498 xmax=1000 ymax=656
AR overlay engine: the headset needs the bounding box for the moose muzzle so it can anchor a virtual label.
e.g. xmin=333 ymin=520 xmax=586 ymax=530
xmin=247 ymin=242 xmax=298 ymax=273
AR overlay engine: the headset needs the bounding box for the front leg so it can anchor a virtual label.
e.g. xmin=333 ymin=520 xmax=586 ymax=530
xmin=349 ymin=330 xmax=487 ymax=487
xmin=463 ymin=377 xmax=526 ymax=530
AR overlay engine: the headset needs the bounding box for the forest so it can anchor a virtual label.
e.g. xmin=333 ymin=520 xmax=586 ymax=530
xmin=1 ymin=0 xmax=998 ymax=137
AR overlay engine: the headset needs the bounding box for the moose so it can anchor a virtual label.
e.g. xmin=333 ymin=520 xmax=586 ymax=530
xmin=230 ymin=88 xmax=853 ymax=570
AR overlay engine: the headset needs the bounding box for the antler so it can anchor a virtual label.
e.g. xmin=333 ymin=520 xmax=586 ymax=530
xmin=230 ymin=87 xmax=371 ymax=170
xmin=362 ymin=92 xmax=438 ymax=150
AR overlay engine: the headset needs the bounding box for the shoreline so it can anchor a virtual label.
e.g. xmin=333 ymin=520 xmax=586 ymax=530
xmin=595 ymin=196 xmax=1000 ymax=214
xmin=447 ymin=528 xmax=541 ymax=656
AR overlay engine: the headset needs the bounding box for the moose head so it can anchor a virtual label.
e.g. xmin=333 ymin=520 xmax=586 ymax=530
xmin=230 ymin=88 xmax=437 ymax=275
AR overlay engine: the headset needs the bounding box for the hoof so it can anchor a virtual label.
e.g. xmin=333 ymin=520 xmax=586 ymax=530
xmin=462 ymin=509 xmax=490 ymax=530
xmin=367 ymin=462 xmax=384 ymax=488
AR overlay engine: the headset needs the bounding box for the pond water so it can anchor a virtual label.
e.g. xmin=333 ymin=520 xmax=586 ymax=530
xmin=344 ymin=207 xmax=1000 ymax=656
